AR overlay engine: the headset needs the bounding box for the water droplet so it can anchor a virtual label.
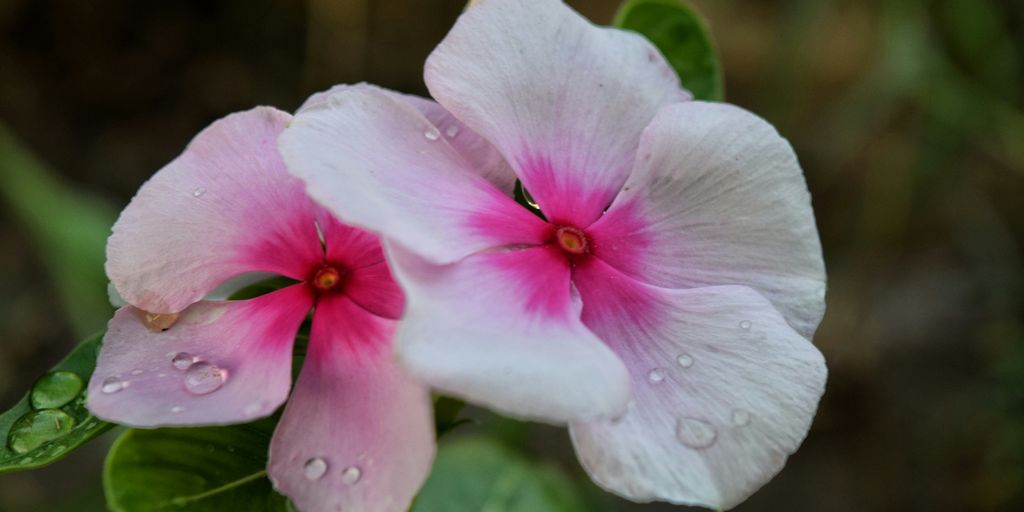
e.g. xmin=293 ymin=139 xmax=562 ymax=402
xmin=304 ymin=457 xmax=328 ymax=480
xmin=101 ymin=377 xmax=125 ymax=394
xmin=676 ymin=354 xmax=694 ymax=368
xmin=130 ymin=369 xmax=144 ymax=376
xmin=140 ymin=311 xmax=179 ymax=331
xmin=647 ymin=368 xmax=665 ymax=383
xmin=7 ymin=409 xmax=77 ymax=454
xmin=171 ymin=352 xmax=194 ymax=370
xmin=675 ymin=417 xmax=717 ymax=449
xmin=739 ymin=320 xmax=752 ymax=330
xmin=731 ymin=409 xmax=751 ymax=427
xmin=444 ymin=125 xmax=460 ymax=137
xmin=192 ymin=187 xmax=206 ymax=197
xmin=157 ymin=373 xmax=168 ymax=378
xmin=341 ymin=466 xmax=362 ymax=484
xmin=424 ymin=128 xmax=440 ymax=141
xmin=30 ymin=371 xmax=84 ymax=409
xmin=171 ymin=405 xmax=185 ymax=413
xmin=184 ymin=362 xmax=227 ymax=395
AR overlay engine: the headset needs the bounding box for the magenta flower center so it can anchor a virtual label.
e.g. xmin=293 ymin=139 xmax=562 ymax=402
xmin=553 ymin=225 xmax=590 ymax=255
xmin=311 ymin=265 xmax=347 ymax=293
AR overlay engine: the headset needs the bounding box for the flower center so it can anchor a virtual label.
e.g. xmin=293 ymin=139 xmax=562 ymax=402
xmin=312 ymin=266 xmax=345 ymax=292
xmin=553 ymin=225 xmax=589 ymax=255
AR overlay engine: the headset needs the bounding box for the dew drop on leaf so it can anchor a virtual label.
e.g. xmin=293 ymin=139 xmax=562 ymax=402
xmin=30 ymin=371 xmax=84 ymax=409
xmin=7 ymin=409 xmax=77 ymax=454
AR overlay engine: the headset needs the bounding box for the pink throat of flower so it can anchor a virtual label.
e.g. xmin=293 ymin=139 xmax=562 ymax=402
xmin=311 ymin=265 xmax=347 ymax=293
xmin=553 ymin=225 xmax=590 ymax=255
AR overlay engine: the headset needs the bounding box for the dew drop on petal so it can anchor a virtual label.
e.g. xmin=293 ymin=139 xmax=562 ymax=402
xmin=101 ymin=377 xmax=125 ymax=394
xmin=304 ymin=457 xmax=328 ymax=480
xmin=171 ymin=405 xmax=185 ymax=414
xmin=444 ymin=125 xmax=460 ymax=138
xmin=141 ymin=311 xmax=179 ymax=331
xmin=424 ymin=128 xmax=440 ymax=141
xmin=341 ymin=466 xmax=362 ymax=484
xmin=171 ymin=352 xmax=194 ymax=370
xmin=676 ymin=354 xmax=694 ymax=368
xmin=192 ymin=187 xmax=206 ymax=197
xmin=647 ymin=368 xmax=665 ymax=383
xmin=731 ymin=409 xmax=751 ymax=427
xmin=130 ymin=369 xmax=144 ymax=376
xmin=739 ymin=320 xmax=752 ymax=330
xmin=675 ymin=417 xmax=717 ymax=449
xmin=183 ymin=362 xmax=227 ymax=395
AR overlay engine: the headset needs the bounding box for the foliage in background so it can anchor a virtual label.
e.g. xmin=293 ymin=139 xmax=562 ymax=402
xmin=0 ymin=124 xmax=115 ymax=336
xmin=614 ymin=0 xmax=723 ymax=101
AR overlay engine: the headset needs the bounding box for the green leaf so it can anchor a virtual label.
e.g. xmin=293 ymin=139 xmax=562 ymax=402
xmin=434 ymin=396 xmax=472 ymax=437
xmin=614 ymin=0 xmax=724 ymax=101
xmin=0 ymin=123 xmax=116 ymax=335
xmin=0 ymin=332 xmax=113 ymax=473
xmin=413 ymin=436 xmax=586 ymax=512
xmin=104 ymin=418 xmax=289 ymax=512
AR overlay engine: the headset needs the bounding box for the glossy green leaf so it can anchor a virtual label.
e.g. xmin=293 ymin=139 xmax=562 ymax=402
xmin=0 ymin=332 xmax=113 ymax=473
xmin=0 ymin=123 xmax=116 ymax=335
xmin=104 ymin=418 xmax=289 ymax=512
xmin=614 ymin=0 xmax=724 ymax=101
xmin=413 ymin=436 xmax=586 ymax=512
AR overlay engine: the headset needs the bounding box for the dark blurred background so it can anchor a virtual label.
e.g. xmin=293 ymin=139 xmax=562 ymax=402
xmin=1 ymin=0 xmax=1022 ymax=510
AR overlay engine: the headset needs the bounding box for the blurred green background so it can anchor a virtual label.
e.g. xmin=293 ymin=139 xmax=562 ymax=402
xmin=1 ymin=0 xmax=1022 ymax=510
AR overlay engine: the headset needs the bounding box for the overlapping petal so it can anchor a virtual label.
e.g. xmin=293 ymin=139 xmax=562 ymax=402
xmin=591 ymin=102 xmax=826 ymax=337
xmin=425 ymin=0 xmax=690 ymax=226
xmin=299 ymin=84 xmax=516 ymax=195
xmin=87 ymin=285 xmax=312 ymax=427
xmin=281 ymin=85 xmax=549 ymax=264
xmin=106 ymin=107 xmax=323 ymax=313
xmin=387 ymin=241 xmax=630 ymax=423
xmin=569 ymin=259 xmax=826 ymax=509
xmin=268 ymin=295 xmax=434 ymax=512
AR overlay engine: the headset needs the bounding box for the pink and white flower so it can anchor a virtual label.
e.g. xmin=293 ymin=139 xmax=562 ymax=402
xmin=86 ymin=107 xmax=434 ymax=512
xmin=279 ymin=0 xmax=827 ymax=508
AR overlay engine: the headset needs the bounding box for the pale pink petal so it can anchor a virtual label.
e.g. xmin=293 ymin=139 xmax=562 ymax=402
xmin=301 ymin=84 xmax=516 ymax=194
xmin=569 ymin=258 xmax=826 ymax=509
xmin=386 ymin=241 xmax=630 ymax=423
xmin=107 ymin=107 xmax=323 ymax=313
xmin=87 ymin=285 xmax=312 ymax=427
xmin=281 ymin=85 xmax=549 ymax=264
xmin=425 ymin=0 xmax=690 ymax=226
xmin=591 ymin=102 xmax=826 ymax=337
xmin=268 ymin=295 xmax=434 ymax=512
